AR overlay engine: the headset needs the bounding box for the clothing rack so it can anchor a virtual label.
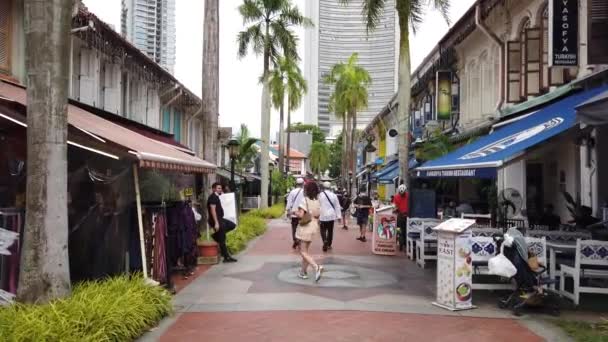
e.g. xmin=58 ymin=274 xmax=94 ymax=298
xmin=140 ymin=202 xmax=173 ymax=290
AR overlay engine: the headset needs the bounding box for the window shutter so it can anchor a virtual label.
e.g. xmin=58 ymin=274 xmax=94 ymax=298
xmin=79 ymin=49 xmax=97 ymax=106
xmin=104 ymin=64 xmax=121 ymax=114
xmin=525 ymin=28 xmax=542 ymax=96
xmin=507 ymin=41 xmax=522 ymax=103
xmin=0 ymin=0 xmax=10 ymax=74
xmin=589 ymin=0 xmax=608 ymax=64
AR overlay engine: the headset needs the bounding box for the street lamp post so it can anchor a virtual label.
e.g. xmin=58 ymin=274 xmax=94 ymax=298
xmin=363 ymin=138 xmax=377 ymax=198
xmin=268 ymin=162 xmax=275 ymax=207
xmin=227 ymin=138 xmax=240 ymax=193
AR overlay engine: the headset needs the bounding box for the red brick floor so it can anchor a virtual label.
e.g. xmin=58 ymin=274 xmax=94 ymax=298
xmin=250 ymin=220 xmax=406 ymax=257
xmin=171 ymin=265 xmax=212 ymax=293
xmin=160 ymin=311 xmax=543 ymax=342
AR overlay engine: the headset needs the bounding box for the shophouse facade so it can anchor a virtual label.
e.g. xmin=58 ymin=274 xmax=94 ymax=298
xmin=361 ymin=0 xmax=608 ymax=221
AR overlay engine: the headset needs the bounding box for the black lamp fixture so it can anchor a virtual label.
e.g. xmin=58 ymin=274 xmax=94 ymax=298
xmin=227 ymin=138 xmax=240 ymax=160
xmin=227 ymin=138 xmax=240 ymax=192
xmin=364 ymin=135 xmax=377 ymax=153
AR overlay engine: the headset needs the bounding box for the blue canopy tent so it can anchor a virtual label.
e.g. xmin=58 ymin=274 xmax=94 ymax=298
xmin=415 ymin=86 xmax=608 ymax=178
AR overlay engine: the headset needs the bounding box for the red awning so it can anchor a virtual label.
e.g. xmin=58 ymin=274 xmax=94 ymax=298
xmin=0 ymin=81 xmax=215 ymax=173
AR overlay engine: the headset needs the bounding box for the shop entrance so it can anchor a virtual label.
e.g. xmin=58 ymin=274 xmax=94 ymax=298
xmin=526 ymin=163 xmax=544 ymax=223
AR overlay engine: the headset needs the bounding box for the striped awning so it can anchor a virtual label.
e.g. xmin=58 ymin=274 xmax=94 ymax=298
xmin=0 ymin=81 xmax=216 ymax=174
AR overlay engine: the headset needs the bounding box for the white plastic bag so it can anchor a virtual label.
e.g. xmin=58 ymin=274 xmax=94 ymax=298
xmin=488 ymin=253 xmax=517 ymax=278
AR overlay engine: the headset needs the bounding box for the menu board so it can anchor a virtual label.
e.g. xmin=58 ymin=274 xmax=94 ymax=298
xmin=433 ymin=226 xmax=475 ymax=311
xmin=372 ymin=209 xmax=397 ymax=256
xmin=454 ymin=230 xmax=473 ymax=309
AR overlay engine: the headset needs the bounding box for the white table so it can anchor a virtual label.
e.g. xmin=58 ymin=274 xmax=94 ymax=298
xmin=546 ymin=240 xmax=577 ymax=290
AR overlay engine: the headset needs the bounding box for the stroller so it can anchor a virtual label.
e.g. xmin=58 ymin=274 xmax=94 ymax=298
xmin=494 ymin=228 xmax=560 ymax=316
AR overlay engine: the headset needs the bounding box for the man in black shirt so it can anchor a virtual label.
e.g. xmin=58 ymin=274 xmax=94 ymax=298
xmin=207 ymin=182 xmax=237 ymax=262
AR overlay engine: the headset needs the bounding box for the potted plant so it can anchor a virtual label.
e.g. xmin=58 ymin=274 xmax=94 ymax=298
xmin=197 ymin=230 xmax=219 ymax=264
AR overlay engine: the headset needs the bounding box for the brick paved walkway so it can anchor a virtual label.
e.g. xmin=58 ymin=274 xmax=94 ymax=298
xmin=140 ymin=219 xmax=568 ymax=341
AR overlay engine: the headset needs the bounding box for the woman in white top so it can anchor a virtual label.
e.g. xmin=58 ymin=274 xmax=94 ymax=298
xmin=295 ymin=181 xmax=324 ymax=282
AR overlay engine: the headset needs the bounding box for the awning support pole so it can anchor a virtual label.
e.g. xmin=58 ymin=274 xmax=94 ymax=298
xmin=133 ymin=165 xmax=148 ymax=279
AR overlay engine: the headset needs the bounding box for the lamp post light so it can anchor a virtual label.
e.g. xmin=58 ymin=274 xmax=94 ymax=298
xmin=364 ymin=137 xmax=377 ymax=197
xmin=227 ymin=138 xmax=240 ymax=193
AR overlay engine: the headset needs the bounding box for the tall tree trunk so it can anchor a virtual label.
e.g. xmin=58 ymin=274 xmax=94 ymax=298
xmin=18 ymin=0 xmax=73 ymax=303
xmin=345 ymin=112 xmax=352 ymax=195
xmin=260 ymin=77 xmax=271 ymax=208
xmin=285 ymin=106 xmax=292 ymax=174
xmin=350 ymin=109 xmax=357 ymax=195
xmin=260 ymin=25 xmax=271 ymax=209
xmin=201 ymin=0 xmax=219 ymax=227
xmin=278 ymin=100 xmax=285 ymax=174
xmin=397 ymin=11 xmax=411 ymax=187
xmin=341 ymin=114 xmax=347 ymax=187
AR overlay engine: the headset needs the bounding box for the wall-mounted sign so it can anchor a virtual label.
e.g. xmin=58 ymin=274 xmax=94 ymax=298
xmin=549 ymin=0 xmax=579 ymax=66
xmin=436 ymin=70 xmax=452 ymax=120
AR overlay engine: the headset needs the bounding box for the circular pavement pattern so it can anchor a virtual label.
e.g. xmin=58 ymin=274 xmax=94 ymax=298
xmin=277 ymin=264 xmax=399 ymax=288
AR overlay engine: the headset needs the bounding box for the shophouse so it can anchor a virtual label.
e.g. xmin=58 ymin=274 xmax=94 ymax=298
xmin=360 ymin=0 xmax=608 ymax=222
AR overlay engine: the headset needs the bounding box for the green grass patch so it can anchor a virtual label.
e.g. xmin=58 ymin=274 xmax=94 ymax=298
xmin=226 ymin=203 xmax=284 ymax=254
xmin=0 ymin=275 xmax=172 ymax=342
xmin=556 ymin=319 xmax=608 ymax=342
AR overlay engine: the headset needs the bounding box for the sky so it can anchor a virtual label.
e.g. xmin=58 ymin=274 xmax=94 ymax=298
xmin=83 ymin=0 xmax=476 ymax=138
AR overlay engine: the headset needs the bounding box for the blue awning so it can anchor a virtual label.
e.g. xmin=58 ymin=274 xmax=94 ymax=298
xmin=373 ymin=159 xmax=398 ymax=178
xmin=373 ymin=159 xmax=418 ymax=184
xmin=416 ymin=86 xmax=608 ymax=178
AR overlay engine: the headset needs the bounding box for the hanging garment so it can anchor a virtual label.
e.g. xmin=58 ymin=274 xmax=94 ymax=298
xmin=152 ymin=213 xmax=167 ymax=283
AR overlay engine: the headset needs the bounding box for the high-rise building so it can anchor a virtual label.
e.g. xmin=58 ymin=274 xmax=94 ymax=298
xmin=121 ymin=0 xmax=176 ymax=74
xmin=304 ymin=0 xmax=398 ymax=137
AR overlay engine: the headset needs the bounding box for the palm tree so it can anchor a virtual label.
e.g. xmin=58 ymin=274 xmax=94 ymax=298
xmin=308 ymin=142 xmax=331 ymax=178
xmin=201 ymin=0 xmax=219 ymax=230
xmin=269 ymin=56 xmax=308 ymax=174
xmin=324 ymin=53 xmax=371 ymax=194
xmin=339 ymin=0 xmax=450 ymax=187
xmin=18 ymin=0 xmax=74 ymax=303
xmin=237 ymin=0 xmax=312 ymax=208
xmin=234 ymin=124 xmax=259 ymax=173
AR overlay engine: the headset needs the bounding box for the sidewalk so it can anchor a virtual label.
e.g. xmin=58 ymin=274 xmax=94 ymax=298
xmin=141 ymin=219 xmax=570 ymax=342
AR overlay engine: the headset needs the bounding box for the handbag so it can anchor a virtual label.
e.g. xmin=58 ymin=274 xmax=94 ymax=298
xmin=299 ymin=198 xmax=312 ymax=226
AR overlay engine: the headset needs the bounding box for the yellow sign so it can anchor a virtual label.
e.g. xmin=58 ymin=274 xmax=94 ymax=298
xmin=184 ymin=187 xmax=194 ymax=197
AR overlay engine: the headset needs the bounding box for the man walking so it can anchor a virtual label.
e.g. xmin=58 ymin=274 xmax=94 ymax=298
xmin=319 ymin=182 xmax=342 ymax=252
xmin=207 ymin=182 xmax=237 ymax=262
xmin=392 ymin=184 xmax=409 ymax=251
xmin=286 ymin=178 xmax=305 ymax=249
xmin=337 ymin=189 xmax=351 ymax=230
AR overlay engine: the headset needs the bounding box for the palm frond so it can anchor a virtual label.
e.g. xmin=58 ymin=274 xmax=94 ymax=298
xmin=279 ymin=3 xmax=314 ymax=28
xmin=237 ymin=24 xmax=264 ymax=58
xmin=238 ymin=0 xmax=265 ymax=24
xmin=431 ymin=0 xmax=451 ymax=25
xmin=271 ymin=20 xmax=300 ymax=61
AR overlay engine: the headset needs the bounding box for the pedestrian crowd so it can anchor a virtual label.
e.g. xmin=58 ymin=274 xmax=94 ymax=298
xmin=285 ymin=177 xmax=411 ymax=282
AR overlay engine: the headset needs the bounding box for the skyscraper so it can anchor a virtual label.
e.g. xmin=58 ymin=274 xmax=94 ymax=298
xmin=304 ymin=0 xmax=398 ymax=137
xmin=121 ymin=0 xmax=176 ymax=74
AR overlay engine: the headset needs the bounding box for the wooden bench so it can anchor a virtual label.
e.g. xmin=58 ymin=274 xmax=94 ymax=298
xmin=559 ymin=239 xmax=608 ymax=306
xmin=406 ymin=218 xmax=440 ymax=261
xmin=470 ymin=235 xmax=547 ymax=290
xmin=472 ymin=227 xmax=502 ymax=237
xmin=415 ymin=222 xmax=441 ymax=268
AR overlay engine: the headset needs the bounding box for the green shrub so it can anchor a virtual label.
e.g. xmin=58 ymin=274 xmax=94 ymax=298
xmin=226 ymin=209 xmax=273 ymax=254
xmin=0 ymin=275 xmax=172 ymax=342
xmin=248 ymin=203 xmax=285 ymax=219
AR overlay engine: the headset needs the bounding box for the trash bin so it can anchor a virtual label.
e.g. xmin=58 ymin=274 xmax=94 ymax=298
xmin=432 ymin=218 xmax=477 ymax=311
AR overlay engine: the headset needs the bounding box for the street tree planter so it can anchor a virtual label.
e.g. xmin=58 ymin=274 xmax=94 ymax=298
xmin=197 ymin=240 xmax=219 ymax=265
